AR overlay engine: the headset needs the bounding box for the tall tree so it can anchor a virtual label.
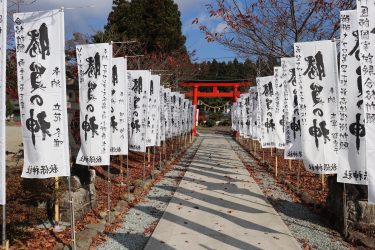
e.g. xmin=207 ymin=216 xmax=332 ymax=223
xmin=101 ymin=0 xmax=187 ymax=54
xmin=196 ymin=0 xmax=356 ymax=73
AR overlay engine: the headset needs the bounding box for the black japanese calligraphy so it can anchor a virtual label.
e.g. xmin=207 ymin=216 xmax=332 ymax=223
xmin=131 ymin=119 xmax=141 ymax=134
xmin=132 ymin=77 xmax=142 ymax=94
xmin=265 ymin=118 xmax=275 ymax=132
xmin=30 ymin=62 xmax=46 ymax=92
xmin=303 ymin=51 xmax=326 ymax=80
xmin=26 ymin=109 xmax=39 ymax=147
xmin=309 ymin=119 xmax=330 ymax=149
xmin=349 ymin=113 xmax=366 ymax=152
xmin=349 ymin=30 xmax=360 ymax=61
xmin=288 ymin=68 xmax=296 ymax=86
xmin=310 ymin=83 xmax=324 ymax=106
xmin=290 ymin=117 xmax=300 ymax=140
xmin=262 ymin=82 xmax=273 ymax=97
xmin=82 ymin=114 xmax=99 ymax=141
xmin=37 ymin=111 xmax=51 ymax=140
xmin=84 ymin=52 xmax=101 ymax=78
xmin=111 ymin=116 xmax=118 ymax=133
xmin=87 ymin=81 xmax=97 ymax=102
xmin=112 ymin=65 xmax=118 ymax=86
xmin=25 ymin=23 xmax=50 ymax=59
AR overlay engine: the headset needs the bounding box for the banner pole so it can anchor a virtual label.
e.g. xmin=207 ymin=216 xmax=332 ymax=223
xmin=159 ymin=145 xmax=162 ymax=170
xmin=270 ymin=148 xmax=273 ymax=157
xmin=283 ymin=153 xmax=286 ymax=181
xmin=262 ymin=148 xmax=264 ymax=161
xmin=126 ymin=154 xmax=130 ymax=196
xmin=297 ymin=160 xmax=301 ymax=189
xmin=171 ymin=138 xmax=174 ymax=155
xmin=67 ymin=175 xmax=76 ymax=250
xmin=152 ymin=146 xmax=155 ymax=179
xmin=71 ymin=198 xmax=76 ymax=250
xmin=143 ymin=151 xmax=146 ymax=186
xmin=275 ymin=151 xmax=278 ymax=177
xmin=147 ymin=146 xmax=151 ymax=180
xmin=147 ymin=147 xmax=151 ymax=164
xmin=321 ymin=175 xmax=325 ymax=191
xmin=53 ymin=177 xmax=61 ymax=232
xmin=2 ymin=205 xmax=7 ymax=250
xmin=120 ymin=156 xmax=124 ymax=186
xmin=343 ymin=183 xmax=348 ymax=237
xmin=163 ymin=140 xmax=167 ymax=161
xmin=107 ymin=164 xmax=111 ymax=223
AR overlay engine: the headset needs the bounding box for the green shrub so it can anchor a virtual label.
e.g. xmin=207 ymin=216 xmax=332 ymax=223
xmin=208 ymin=112 xmax=223 ymax=121
xmin=206 ymin=119 xmax=216 ymax=127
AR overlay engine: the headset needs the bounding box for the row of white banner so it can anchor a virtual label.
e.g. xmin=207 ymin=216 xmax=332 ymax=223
xmin=232 ymin=7 xmax=375 ymax=204
xmin=0 ymin=8 xmax=195 ymax=204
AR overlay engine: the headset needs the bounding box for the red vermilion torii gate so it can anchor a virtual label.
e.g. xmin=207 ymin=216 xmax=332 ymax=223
xmin=180 ymin=80 xmax=252 ymax=135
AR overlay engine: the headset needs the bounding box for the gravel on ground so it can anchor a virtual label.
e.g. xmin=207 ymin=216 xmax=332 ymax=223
xmin=228 ymin=138 xmax=352 ymax=250
xmin=96 ymin=138 xmax=202 ymax=250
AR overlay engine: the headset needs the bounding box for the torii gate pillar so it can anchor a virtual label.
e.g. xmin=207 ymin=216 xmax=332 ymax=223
xmin=233 ymin=86 xmax=238 ymax=102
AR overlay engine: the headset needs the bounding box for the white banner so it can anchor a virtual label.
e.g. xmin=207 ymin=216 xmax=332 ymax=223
xmin=239 ymin=96 xmax=247 ymax=137
xmin=171 ymin=92 xmax=179 ymax=136
xmin=165 ymin=88 xmax=172 ymax=139
xmin=128 ymin=70 xmax=150 ymax=152
xmin=337 ymin=10 xmax=367 ymax=185
xmin=249 ymin=87 xmax=259 ymax=140
xmin=232 ymin=103 xmax=238 ymax=131
xmin=273 ymin=67 xmax=286 ymax=149
xmin=76 ymin=43 xmax=112 ymax=166
xmin=256 ymin=94 xmax=262 ymax=142
xmin=282 ymin=58 xmax=303 ymax=159
xmin=160 ymin=87 xmax=166 ymax=142
xmin=0 ymin=0 xmax=6 ymax=204
xmin=247 ymin=91 xmax=253 ymax=137
xmin=155 ymin=80 xmax=161 ymax=147
xmin=178 ymin=94 xmax=184 ymax=135
xmin=180 ymin=98 xmax=186 ymax=134
xmin=294 ymin=40 xmax=339 ymax=174
xmin=146 ymin=75 xmax=160 ymax=146
xmin=245 ymin=94 xmax=251 ymax=138
xmin=357 ymin=0 xmax=375 ymax=203
xmin=183 ymin=99 xmax=189 ymax=134
xmin=189 ymin=101 xmax=194 ymax=132
xmin=110 ymin=57 xmax=128 ymax=155
xmin=257 ymin=76 xmax=275 ymax=148
xmin=15 ymin=10 xmax=70 ymax=177
xmin=238 ymin=97 xmax=243 ymax=135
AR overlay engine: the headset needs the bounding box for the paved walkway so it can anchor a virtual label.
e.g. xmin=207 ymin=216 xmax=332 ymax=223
xmin=145 ymin=134 xmax=301 ymax=250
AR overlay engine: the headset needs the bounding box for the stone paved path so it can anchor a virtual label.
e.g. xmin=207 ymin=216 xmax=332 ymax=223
xmin=145 ymin=134 xmax=300 ymax=250
xmin=97 ymin=137 xmax=202 ymax=250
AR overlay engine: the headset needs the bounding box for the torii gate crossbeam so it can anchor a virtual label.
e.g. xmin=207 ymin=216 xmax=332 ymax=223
xmin=180 ymin=80 xmax=252 ymax=135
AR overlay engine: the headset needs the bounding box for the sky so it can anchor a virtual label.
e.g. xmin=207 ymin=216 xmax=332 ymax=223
xmin=8 ymin=0 xmax=238 ymax=63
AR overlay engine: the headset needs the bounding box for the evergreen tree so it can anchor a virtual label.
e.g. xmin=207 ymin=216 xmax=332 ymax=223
xmin=101 ymin=0 xmax=186 ymax=54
